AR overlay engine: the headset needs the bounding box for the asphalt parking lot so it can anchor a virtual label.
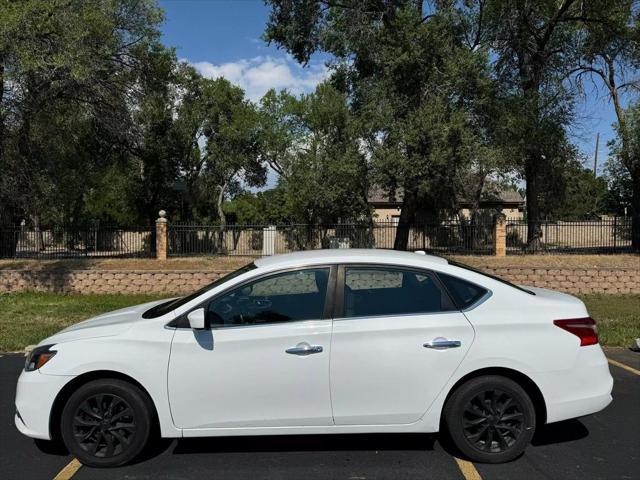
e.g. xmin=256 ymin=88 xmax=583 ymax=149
xmin=1 ymin=349 xmax=638 ymax=480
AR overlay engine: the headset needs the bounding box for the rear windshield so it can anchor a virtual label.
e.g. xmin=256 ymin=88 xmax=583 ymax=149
xmin=142 ymin=263 xmax=257 ymax=319
xmin=448 ymin=260 xmax=535 ymax=295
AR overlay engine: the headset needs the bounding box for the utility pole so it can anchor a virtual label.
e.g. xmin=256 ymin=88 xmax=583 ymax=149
xmin=593 ymin=132 xmax=600 ymax=177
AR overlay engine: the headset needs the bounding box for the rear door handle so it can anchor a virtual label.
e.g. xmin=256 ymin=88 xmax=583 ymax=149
xmin=286 ymin=343 xmax=323 ymax=356
xmin=423 ymin=339 xmax=461 ymax=350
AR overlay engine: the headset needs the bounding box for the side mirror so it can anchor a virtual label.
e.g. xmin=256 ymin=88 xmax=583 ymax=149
xmin=187 ymin=308 xmax=207 ymax=330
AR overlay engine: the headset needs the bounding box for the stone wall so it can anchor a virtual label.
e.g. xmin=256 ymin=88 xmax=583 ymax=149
xmin=0 ymin=266 xmax=637 ymax=295
xmin=0 ymin=270 xmax=230 ymax=295
xmin=481 ymin=267 xmax=639 ymax=295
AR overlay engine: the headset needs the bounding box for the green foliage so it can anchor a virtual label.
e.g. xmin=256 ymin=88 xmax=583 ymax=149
xmin=224 ymin=188 xmax=291 ymax=225
xmin=0 ymin=0 xmax=635 ymax=233
xmin=258 ymin=88 xmax=306 ymax=176
xmin=0 ymin=0 xmax=164 ymax=225
xmin=83 ymin=165 xmax=140 ymax=226
xmin=264 ymin=0 xmax=634 ymax=244
xmin=265 ymin=1 xmax=513 ymax=244
xmin=544 ymin=158 xmax=610 ymax=219
xmin=201 ymin=78 xmax=266 ymax=225
xmin=604 ymin=156 xmax=633 ymax=216
xmin=283 ymin=83 xmax=370 ymax=224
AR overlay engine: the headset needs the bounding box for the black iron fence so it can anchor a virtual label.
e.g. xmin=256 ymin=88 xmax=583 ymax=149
xmin=506 ymin=217 xmax=633 ymax=254
xmin=0 ymin=226 xmax=155 ymax=259
xmin=168 ymin=221 xmax=494 ymax=257
xmin=0 ymin=217 xmax=634 ymax=259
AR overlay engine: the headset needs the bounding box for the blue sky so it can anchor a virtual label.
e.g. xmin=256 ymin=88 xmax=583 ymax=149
xmin=159 ymin=0 xmax=621 ymax=172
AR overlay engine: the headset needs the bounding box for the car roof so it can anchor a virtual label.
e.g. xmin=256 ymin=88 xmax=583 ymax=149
xmin=254 ymin=249 xmax=449 ymax=269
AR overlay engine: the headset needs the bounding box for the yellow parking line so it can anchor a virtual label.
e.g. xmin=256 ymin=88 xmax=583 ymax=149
xmin=455 ymin=457 xmax=483 ymax=480
xmin=53 ymin=458 xmax=82 ymax=480
xmin=608 ymin=358 xmax=640 ymax=376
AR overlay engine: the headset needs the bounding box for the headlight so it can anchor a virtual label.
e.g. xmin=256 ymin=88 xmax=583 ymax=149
xmin=24 ymin=344 xmax=57 ymax=371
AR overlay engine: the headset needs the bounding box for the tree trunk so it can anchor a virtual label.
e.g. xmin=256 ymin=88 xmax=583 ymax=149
xmin=0 ymin=57 xmax=4 ymax=163
xmin=393 ymin=188 xmax=418 ymax=250
xmin=524 ymin=156 xmax=543 ymax=250
xmin=216 ymin=182 xmax=227 ymax=253
xmin=632 ymin=168 xmax=640 ymax=252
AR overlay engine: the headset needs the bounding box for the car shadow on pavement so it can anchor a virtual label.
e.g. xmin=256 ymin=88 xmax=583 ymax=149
xmin=33 ymin=423 xmax=589 ymax=467
xmin=171 ymin=433 xmax=438 ymax=455
xmin=531 ymin=419 xmax=589 ymax=446
xmin=33 ymin=438 xmax=69 ymax=456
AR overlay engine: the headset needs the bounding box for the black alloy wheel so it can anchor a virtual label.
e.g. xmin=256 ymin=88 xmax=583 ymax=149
xmin=61 ymin=379 xmax=152 ymax=467
xmin=461 ymin=389 xmax=525 ymax=453
xmin=443 ymin=375 xmax=536 ymax=463
xmin=72 ymin=393 xmax=136 ymax=458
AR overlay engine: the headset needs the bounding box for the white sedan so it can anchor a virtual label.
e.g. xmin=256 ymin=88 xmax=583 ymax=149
xmin=15 ymin=249 xmax=613 ymax=467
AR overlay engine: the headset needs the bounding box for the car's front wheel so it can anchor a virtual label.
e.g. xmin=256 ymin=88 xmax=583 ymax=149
xmin=60 ymin=379 xmax=152 ymax=467
xmin=443 ymin=375 xmax=536 ymax=463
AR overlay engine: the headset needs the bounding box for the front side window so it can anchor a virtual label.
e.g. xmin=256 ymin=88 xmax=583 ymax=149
xmin=206 ymin=268 xmax=330 ymax=327
xmin=343 ymin=267 xmax=455 ymax=318
xmin=143 ymin=263 xmax=257 ymax=319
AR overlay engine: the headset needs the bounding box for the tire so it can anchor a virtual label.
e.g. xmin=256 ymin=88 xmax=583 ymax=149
xmin=443 ymin=375 xmax=536 ymax=463
xmin=60 ymin=379 xmax=152 ymax=468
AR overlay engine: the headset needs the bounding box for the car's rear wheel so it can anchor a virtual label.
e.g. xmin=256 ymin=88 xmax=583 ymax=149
xmin=60 ymin=379 xmax=152 ymax=467
xmin=443 ymin=375 xmax=536 ymax=463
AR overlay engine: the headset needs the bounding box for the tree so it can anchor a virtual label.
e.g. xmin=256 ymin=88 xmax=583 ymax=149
xmin=280 ymin=82 xmax=370 ymax=225
xmin=258 ymin=89 xmax=305 ymax=177
xmin=482 ymin=0 xmax=622 ymax=247
xmin=127 ymin=45 xmax=184 ymax=224
xmin=224 ymin=187 xmax=291 ymax=224
xmin=609 ymin=101 xmax=640 ymax=224
xmin=575 ymin=2 xmax=639 ymax=248
xmin=127 ymin=62 xmax=267 ymax=227
xmin=603 ymin=154 xmax=633 ymax=216
xmin=545 ymin=157 xmax=609 ymax=220
xmin=0 ymin=0 xmax=164 ymax=226
xmin=200 ymin=78 xmax=266 ymax=234
xmin=265 ymin=0 xmax=503 ymax=249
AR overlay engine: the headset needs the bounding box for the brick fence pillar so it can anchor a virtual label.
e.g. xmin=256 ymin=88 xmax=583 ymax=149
xmin=156 ymin=210 xmax=168 ymax=260
xmin=493 ymin=213 xmax=507 ymax=257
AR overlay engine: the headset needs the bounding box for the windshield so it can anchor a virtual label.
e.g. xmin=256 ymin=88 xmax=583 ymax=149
xmin=448 ymin=260 xmax=535 ymax=295
xmin=142 ymin=263 xmax=258 ymax=319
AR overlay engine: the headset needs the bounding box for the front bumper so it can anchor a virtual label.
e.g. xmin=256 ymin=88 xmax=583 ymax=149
xmin=15 ymin=369 xmax=74 ymax=440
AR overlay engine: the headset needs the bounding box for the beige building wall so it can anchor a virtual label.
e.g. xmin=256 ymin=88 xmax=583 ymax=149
xmin=374 ymin=206 xmax=524 ymax=223
xmin=458 ymin=207 xmax=524 ymax=220
xmin=373 ymin=207 xmax=401 ymax=223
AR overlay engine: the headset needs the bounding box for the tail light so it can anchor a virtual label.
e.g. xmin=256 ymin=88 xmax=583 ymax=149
xmin=553 ymin=317 xmax=598 ymax=346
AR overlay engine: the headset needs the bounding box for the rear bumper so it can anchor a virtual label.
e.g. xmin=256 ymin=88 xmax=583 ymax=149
xmin=15 ymin=370 xmax=74 ymax=440
xmin=542 ymin=345 xmax=614 ymax=424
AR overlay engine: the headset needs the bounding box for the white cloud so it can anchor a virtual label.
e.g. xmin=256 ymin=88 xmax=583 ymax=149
xmin=190 ymin=56 xmax=327 ymax=102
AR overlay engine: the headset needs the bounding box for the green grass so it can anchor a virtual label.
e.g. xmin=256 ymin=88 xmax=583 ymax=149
xmin=0 ymin=292 xmax=164 ymax=352
xmin=0 ymin=292 xmax=638 ymax=352
xmin=579 ymin=294 xmax=640 ymax=348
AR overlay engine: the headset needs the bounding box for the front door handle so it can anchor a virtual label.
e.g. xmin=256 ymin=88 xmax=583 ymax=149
xmin=286 ymin=343 xmax=323 ymax=356
xmin=423 ymin=339 xmax=462 ymax=350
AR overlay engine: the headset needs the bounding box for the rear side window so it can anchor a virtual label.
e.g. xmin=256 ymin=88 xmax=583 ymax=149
xmin=438 ymin=273 xmax=488 ymax=309
xmin=343 ymin=267 xmax=456 ymax=318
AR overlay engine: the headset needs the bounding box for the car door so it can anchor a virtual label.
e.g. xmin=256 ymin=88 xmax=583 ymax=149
xmin=168 ymin=266 xmax=335 ymax=431
xmin=330 ymin=265 xmax=476 ymax=425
